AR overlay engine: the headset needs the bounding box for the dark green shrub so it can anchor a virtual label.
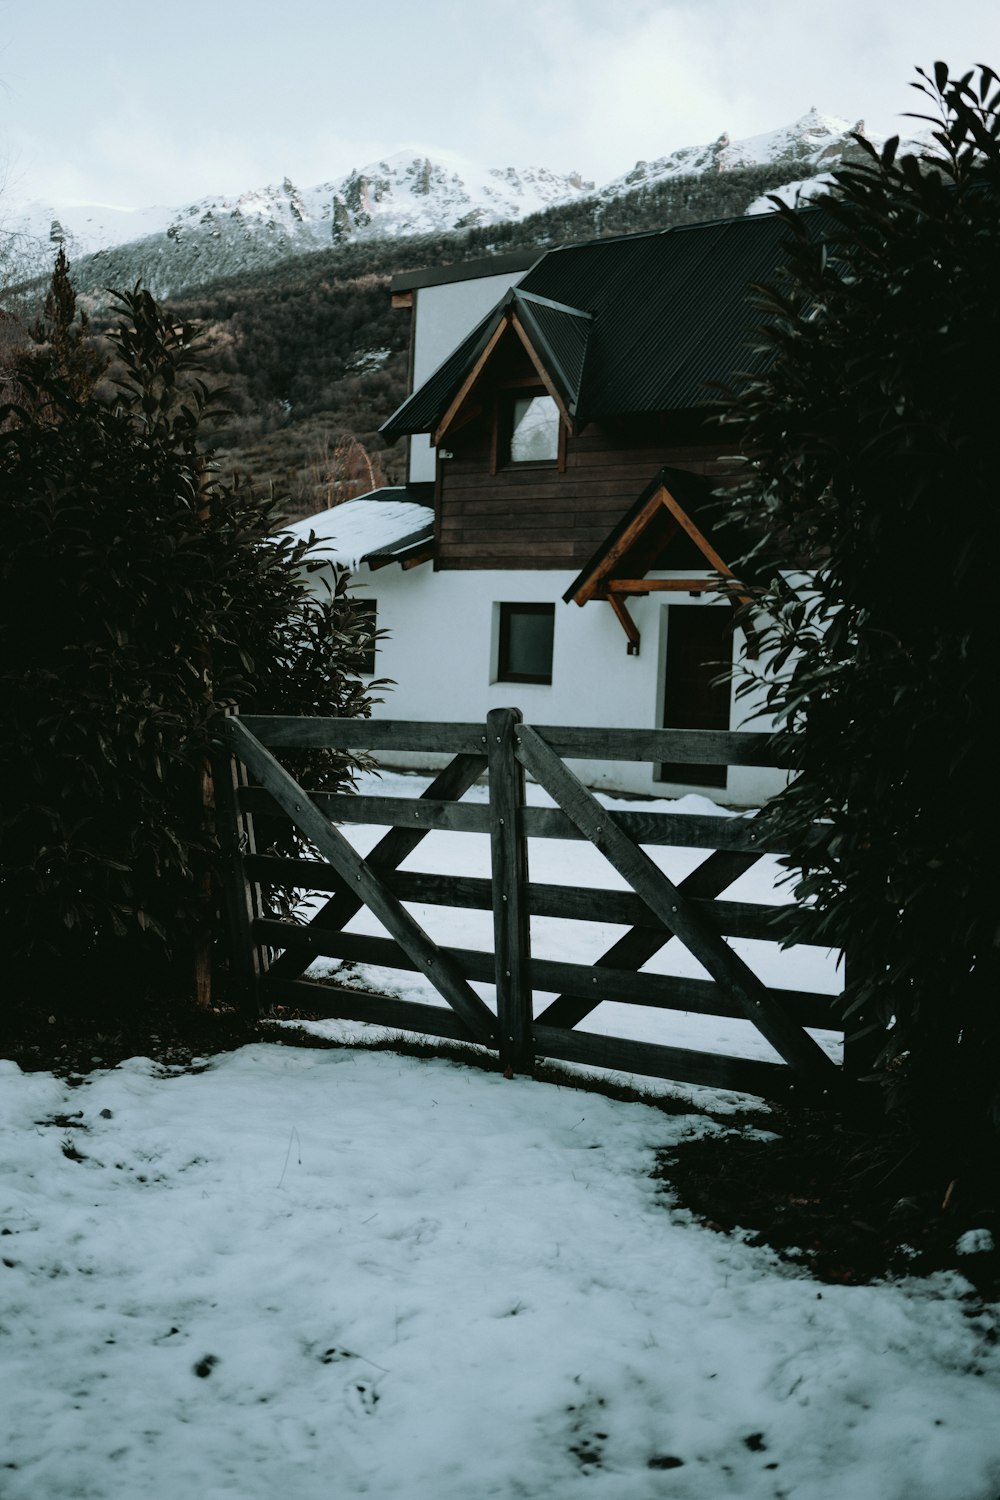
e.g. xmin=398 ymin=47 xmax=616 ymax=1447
xmin=1 ymin=278 xmax=380 ymax=1013
xmin=722 ymin=64 xmax=1000 ymax=1162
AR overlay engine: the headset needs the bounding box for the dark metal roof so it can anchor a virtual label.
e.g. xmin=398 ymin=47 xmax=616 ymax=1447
xmin=382 ymin=209 xmax=833 ymax=439
xmin=382 ymin=286 xmax=591 ymax=438
xmin=390 ymin=249 xmax=540 ymax=294
xmin=513 ymin=291 xmax=591 ymax=418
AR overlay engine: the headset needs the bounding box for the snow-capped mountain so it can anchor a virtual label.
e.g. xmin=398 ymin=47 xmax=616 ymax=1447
xmin=3 ymin=153 xmax=595 ymax=299
xmin=600 ymin=109 xmax=877 ymax=199
xmin=2 ymin=112 xmax=908 ymax=301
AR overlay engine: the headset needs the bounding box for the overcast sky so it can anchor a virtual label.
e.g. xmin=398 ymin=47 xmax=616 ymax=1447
xmin=2 ymin=0 xmax=998 ymax=210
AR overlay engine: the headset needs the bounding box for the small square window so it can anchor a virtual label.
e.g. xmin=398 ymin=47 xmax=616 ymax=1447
xmin=508 ymin=394 xmax=559 ymax=463
xmin=497 ymin=602 xmax=555 ymax=684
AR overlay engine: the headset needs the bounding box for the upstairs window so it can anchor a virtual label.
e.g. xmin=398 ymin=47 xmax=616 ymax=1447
xmin=497 ymin=602 xmax=555 ymax=684
xmin=508 ymin=393 xmax=560 ymax=464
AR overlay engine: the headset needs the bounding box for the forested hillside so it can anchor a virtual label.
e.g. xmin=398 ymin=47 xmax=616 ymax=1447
xmin=61 ymin=162 xmax=809 ymax=520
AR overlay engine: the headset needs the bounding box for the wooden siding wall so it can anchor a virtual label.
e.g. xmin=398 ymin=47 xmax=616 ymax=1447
xmin=437 ymin=421 xmax=741 ymax=570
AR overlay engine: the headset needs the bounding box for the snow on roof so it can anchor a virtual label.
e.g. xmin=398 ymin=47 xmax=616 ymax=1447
xmin=282 ymin=488 xmax=434 ymax=572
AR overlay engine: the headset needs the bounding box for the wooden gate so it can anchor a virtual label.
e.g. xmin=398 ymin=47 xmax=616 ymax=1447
xmin=213 ymin=709 xmax=847 ymax=1103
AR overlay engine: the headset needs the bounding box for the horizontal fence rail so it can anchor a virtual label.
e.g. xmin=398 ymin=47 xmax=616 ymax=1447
xmin=237 ymin=715 xmax=800 ymax=766
xmin=213 ymin=711 xmax=847 ymax=1104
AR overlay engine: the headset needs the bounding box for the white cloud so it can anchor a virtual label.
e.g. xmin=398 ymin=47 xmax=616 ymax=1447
xmin=2 ymin=0 xmax=998 ymax=208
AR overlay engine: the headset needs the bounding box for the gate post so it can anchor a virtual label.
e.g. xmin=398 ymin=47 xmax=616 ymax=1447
xmin=487 ymin=707 xmax=533 ymax=1074
xmin=211 ymin=718 xmax=268 ymax=1021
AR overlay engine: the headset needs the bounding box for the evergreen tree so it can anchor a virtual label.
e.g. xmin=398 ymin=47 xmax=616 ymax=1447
xmin=1 ymin=284 xmax=380 ymax=1018
xmin=722 ymin=64 xmax=1000 ymax=1176
xmin=22 ymin=246 xmax=107 ymax=404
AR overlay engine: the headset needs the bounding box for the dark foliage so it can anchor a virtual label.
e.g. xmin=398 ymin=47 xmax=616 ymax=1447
xmin=1 ymin=275 xmax=381 ymax=1015
xmin=720 ymin=64 xmax=1000 ymax=1165
xmin=19 ymin=246 xmax=109 ymax=404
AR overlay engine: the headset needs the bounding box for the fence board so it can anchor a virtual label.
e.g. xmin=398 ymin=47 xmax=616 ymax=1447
xmin=238 ymin=787 xmax=818 ymax=856
xmin=239 ymin=715 xmax=798 ymax=768
xmin=245 ymin=857 xmax=825 ymax=945
xmin=529 ymin=726 xmax=795 ymax=767
xmin=531 ymin=1024 xmax=797 ymax=1100
xmin=488 ymin=708 xmax=533 ymax=1070
xmin=241 ymin=716 xmax=487 ymax=754
xmin=266 ymin=977 xmax=481 ymax=1044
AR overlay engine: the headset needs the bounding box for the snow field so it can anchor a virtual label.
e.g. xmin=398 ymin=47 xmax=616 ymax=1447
xmin=2 ymin=1047 xmax=999 ymax=1499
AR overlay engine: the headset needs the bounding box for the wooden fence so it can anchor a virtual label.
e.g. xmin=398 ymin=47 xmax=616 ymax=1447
xmin=212 ymin=710 xmax=850 ymax=1104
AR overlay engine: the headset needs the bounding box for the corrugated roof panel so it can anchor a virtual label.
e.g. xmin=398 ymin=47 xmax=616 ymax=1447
xmin=384 ymin=206 xmax=837 ymax=435
xmin=512 ymin=292 xmax=591 ymax=415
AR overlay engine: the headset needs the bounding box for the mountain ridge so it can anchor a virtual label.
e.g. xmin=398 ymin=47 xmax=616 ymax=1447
xmin=4 ymin=109 xmax=901 ymax=301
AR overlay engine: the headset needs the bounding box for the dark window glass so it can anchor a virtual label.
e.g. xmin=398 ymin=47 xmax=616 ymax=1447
xmin=509 ymin=394 xmax=559 ymax=463
xmin=498 ymin=602 xmax=555 ymax=684
xmin=657 ymin=606 xmax=732 ymax=788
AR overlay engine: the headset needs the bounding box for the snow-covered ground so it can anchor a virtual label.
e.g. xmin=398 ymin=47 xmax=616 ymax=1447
xmin=3 ymin=1046 xmax=999 ymax=1500
xmin=4 ymin=771 xmax=998 ymax=1499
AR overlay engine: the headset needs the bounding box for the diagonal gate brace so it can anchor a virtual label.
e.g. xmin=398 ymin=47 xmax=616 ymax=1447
xmin=536 ymin=844 xmax=764 ymax=1030
xmin=220 ymin=717 xmax=497 ymax=1047
xmin=514 ymin=723 xmax=838 ymax=1090
xmin=268 ymin=751 xmax=487 ymax=981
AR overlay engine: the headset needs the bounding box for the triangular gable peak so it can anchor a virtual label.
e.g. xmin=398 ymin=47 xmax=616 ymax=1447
xmin=563 ymin=467 xmax=756 ymax=657
xmin=432 ymin=289 xmax=591 ymax=447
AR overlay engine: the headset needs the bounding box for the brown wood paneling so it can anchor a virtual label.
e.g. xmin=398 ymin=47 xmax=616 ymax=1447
xmin=438 ymin=415 xmax=737 ymax=569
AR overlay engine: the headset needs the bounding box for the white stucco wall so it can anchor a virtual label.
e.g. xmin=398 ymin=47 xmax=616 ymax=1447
xmin=307 ymin=561 xmax=789 ymax=807
xmin=407 ymin=270 xmax=529 ymax=483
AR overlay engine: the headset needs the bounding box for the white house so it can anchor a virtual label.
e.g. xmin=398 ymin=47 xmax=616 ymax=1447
xmin=287 ymin=214 xmax=823 ymax=804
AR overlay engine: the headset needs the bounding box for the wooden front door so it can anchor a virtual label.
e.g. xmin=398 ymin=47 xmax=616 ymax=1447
xmin=659 ymin=605 xmax=733 ymax=788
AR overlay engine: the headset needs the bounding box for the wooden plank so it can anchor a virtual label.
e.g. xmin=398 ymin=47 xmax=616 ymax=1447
xmin=608 ymin=593 xmax=642 ymax=654
xmin=253 ymin=920 xmax=487 ymax=975
xmin=238 ymin=789 xmax=811 ymax=855
xmin=531 ymin=1024 xmax=796 ymax=1102
xmin=530 ymin=725 xmax=797 ymax=767
xmin=238 ymin=716 xmax=486 ymax=753
xmin=268 ymin=751 xmax=487 ymax=982
xmin=487 ymin=708 xmax=533 ymax=1071
xmin=658 ymin=484 xmax=741 ymax=580
xmin=265 ymin=977 xmax=481 ymax=1044
xmin=515 ymin=724 xmax=839 ymax=1091
xmin=605 ymin=578 xmax=723 ymax=594
xmin=247 ymin=860 xmax=826 ymax=945
xmin=220 ymin=717 xmax=498 ymax=1046
xmin=528 ymin=958 xmax=842 ymax=1031
xmin=569 ymin=490 xmax=662 ymax=603
xmin=434 ymin=314 xmax=511 ymax=446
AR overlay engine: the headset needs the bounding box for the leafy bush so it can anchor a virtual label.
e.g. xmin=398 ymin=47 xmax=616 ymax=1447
xmin=722 ymin=64 xmax=1000 ymax=1159
xmin=1 ymin=277 xmax=380 ymax=1013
